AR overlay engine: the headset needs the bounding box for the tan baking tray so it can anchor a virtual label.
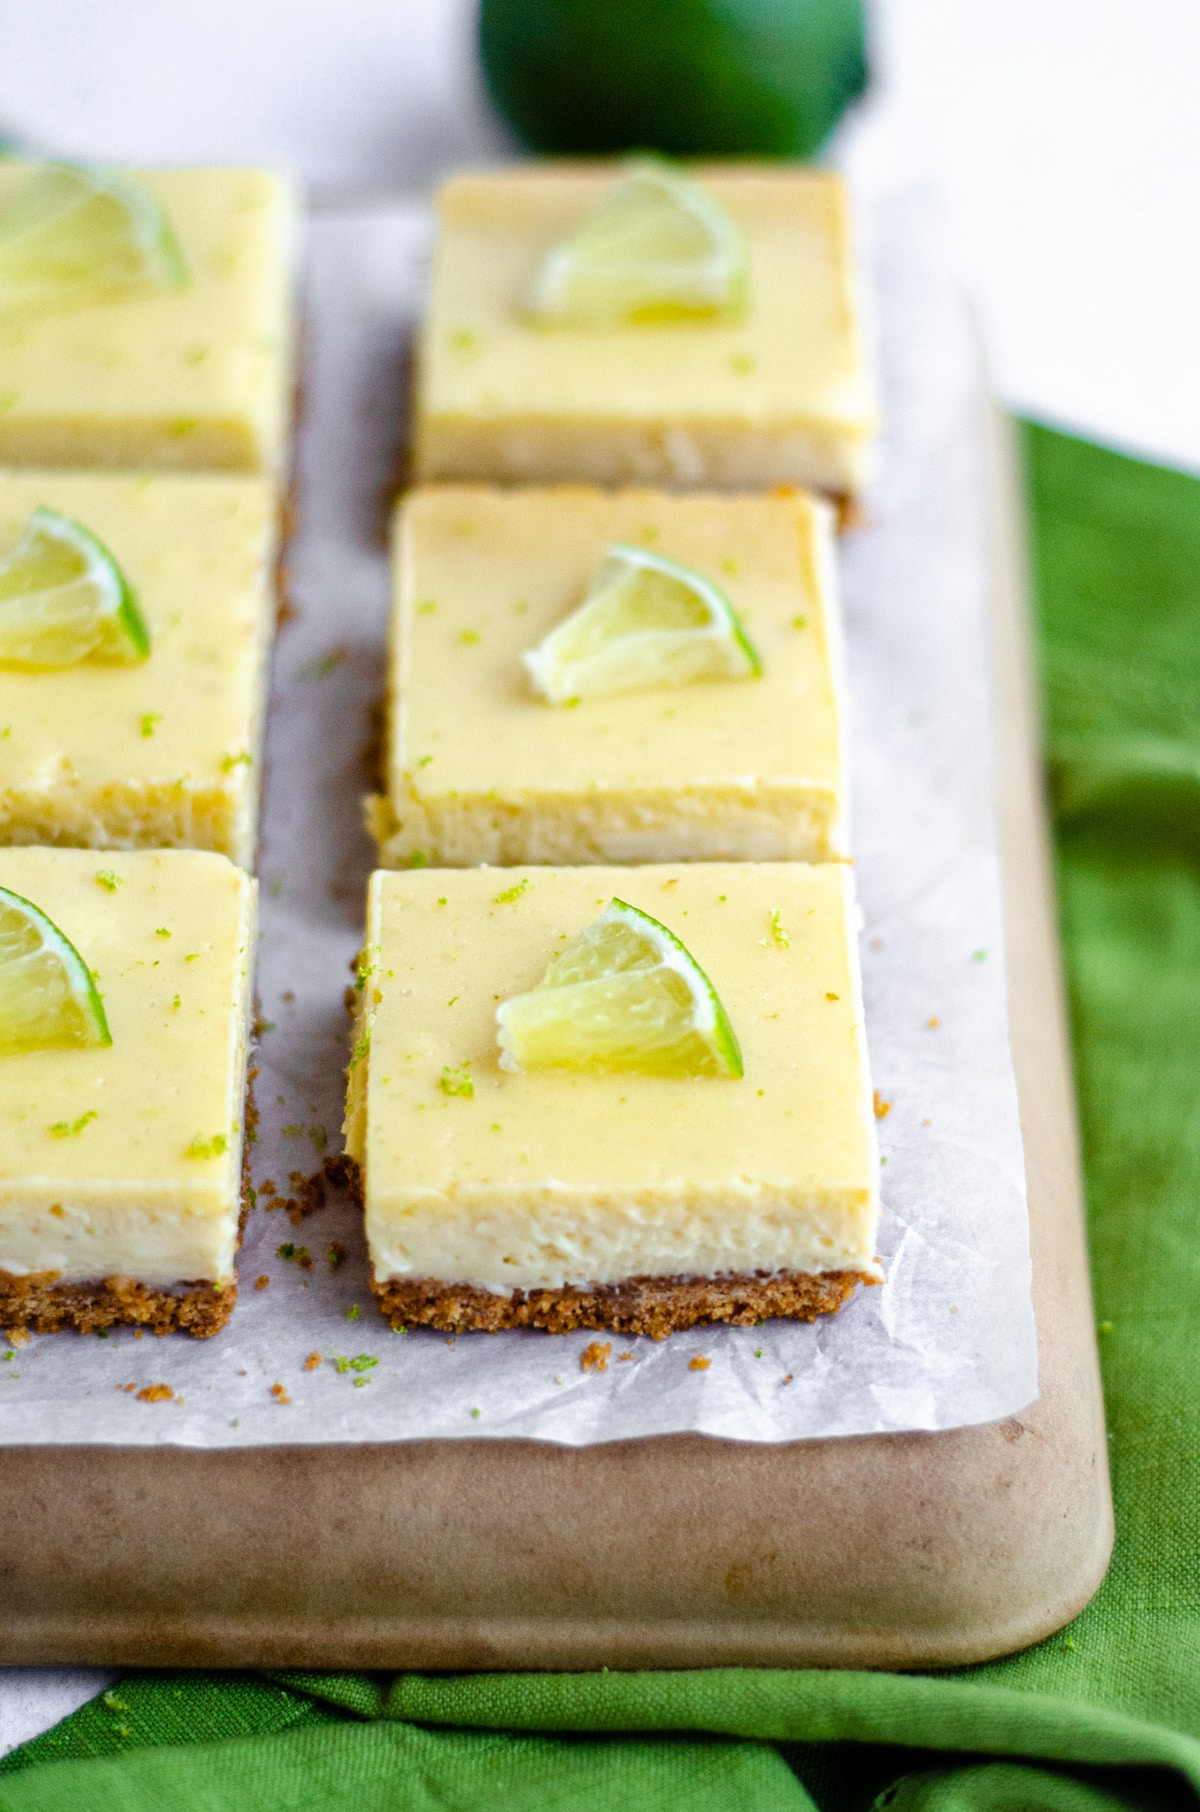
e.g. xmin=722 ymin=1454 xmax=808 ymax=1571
xmin=0 ymin=410 xmax=1112 ymax=1671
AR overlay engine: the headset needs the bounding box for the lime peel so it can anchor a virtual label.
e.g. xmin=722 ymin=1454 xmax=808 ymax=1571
xmin=0 ymin=162 xmax=186 ymax=318
xmin=526 ymin=157 xmax=746 ymax=328
xmin=496 ymin=896 xmax=743 ymax=1079
xmin=525 ymin=540 xmax=760 ymax=704
xmin=0 ymin=886 xmax=111 ymax=1054
xmin=0 ymin=508 xmax=150 ymax=668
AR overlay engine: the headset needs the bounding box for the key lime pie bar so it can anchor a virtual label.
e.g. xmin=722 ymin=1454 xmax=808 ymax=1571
xmin=413 ymin=162 xmax=877 ymax=498
xmin=0 ymin=468 xmax=276 ymax=862
xmin=368 ymin=485 xmax=848 ymax=867
xmin=0 ymin=163 xmax=295 ymax=473
xmin=0 ymin=847 xmax=256 ymax=1337
xmin=344 ymin=862 xmax=880 ymax=1337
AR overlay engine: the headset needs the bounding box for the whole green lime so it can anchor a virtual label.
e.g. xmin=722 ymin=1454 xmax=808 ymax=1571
xmin=479 ymin=0 xmax=868 ymax=158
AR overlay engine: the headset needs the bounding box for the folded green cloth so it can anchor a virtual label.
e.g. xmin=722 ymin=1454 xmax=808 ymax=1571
xmin=2 ymin=422 xmax=1198 ymax=1811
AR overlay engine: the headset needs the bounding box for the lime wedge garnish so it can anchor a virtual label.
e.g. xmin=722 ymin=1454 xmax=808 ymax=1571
xmin=525 ymin=541 xmax=761 ymax=704
xmin=0 ymin=886 xmax=111 ymax=1054
xmin=0 ymin=508 xmax=150 ymax=667
xmin=0 ymin=162 xmax=186 ymax=317
xmin=496 ymin=896 xmax=743 ymax=1079
xmin=526 ymin=157 xmax=746 ymax=327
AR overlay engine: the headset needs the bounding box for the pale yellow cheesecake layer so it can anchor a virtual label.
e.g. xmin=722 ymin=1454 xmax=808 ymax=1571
xmin=0 ymin=469 xmax=276 ymax=863
xmin=0 ymin=166 xmax=295 ymax=474
xmin=414 ymin=165 xmax=876 ymax=495
xmin=0 ymin=848 xmax=255 ymax=1285
xmin=345 ymin=862 xmax=880 ymax=1293
xmin=368 ymin=485 xmax=848 ymax=869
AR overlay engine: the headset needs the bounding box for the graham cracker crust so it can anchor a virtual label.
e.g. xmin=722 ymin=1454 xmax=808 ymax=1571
xmin=0 ymin=1071 xmax=259 ymax=1342
xmin=372 ymin=1269 xmax=873 ymax=1340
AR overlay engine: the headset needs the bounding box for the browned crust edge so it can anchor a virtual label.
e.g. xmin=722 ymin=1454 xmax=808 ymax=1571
xmin=372 ymin=1269 xmax=874 ymax=1340
xmin=0 ymin=1070 xmax=260 ymax=1342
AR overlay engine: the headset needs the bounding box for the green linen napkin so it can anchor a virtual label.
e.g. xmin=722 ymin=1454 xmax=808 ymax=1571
xmin=2 ymin=422 xmax=1199 ymax=1810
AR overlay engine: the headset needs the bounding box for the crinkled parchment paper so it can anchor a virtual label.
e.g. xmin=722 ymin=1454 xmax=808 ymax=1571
xmin=0 ymin=189 xmax=1037 ymax=1446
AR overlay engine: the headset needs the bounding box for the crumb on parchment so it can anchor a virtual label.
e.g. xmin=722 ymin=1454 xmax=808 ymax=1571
xmin=581 ymin=1341 xmax=611 ymax=1373
xmin=303 ymin=1352 xmax=322 ymax=1371
xmin=255 ymin=1275 xmax=269 ymax=1291
xmin=689 ymin=1355 xmax=710 ymax=1371
xmin=271 ymin=1383 xmax=291 ymax=1404
xmin=873 ymin=1091 xmax=891 ymax=1119
xmin=136 ymin=1384 xmax=173 ymax=1403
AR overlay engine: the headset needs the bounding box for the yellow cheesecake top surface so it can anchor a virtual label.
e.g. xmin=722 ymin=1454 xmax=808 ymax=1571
xmin=419 ymin=166 xmax=875 ymax=432
xmin=0 ymin=848 xmax=255 ymax=1188
xmin=391 ymin=485 xmax=844 ymax=803
xmin=0 ymin=847 xmax=254 ymax=1192
xmin=350 ymin=862 xmax=877 ymax=1201
xmin=0 ymin=165 xmax=294 ymax=443
xmin=0 ymin=469 xmax=275 ymax=797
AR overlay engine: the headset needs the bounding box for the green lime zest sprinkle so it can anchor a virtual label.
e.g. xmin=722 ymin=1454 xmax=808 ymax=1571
xmin=346 ymin=1304 xmax=361 ymax=1321
xmin=155 ymin=926 xmax=170 ymax=938
xmin=493 ymin=878 xmax=530 ymax=905
xmin=140 ymin=712 xmax=161 ymax=737
xmin=95 ymin=870 xmax=121 ymax=892
xmin=791 ymin=615 xmax=807 ymax=630
xmin=49 ymin=1110 xmax=97 ymax=1138
xmin=440 ymin=1062 xmax=474 ymax=1099
xmin=333 ymin=1353 xmax=377 ymax=1374
xmin=186 ymin=1133 xmax=228 ymax=1159
xmin=408 ymin=851 xmax=429 ymax=868
xmin=221 ymin=750 xmax=253 ymax=772
xmin=348 ymin=1029 xmax=371 ymax=1071
xmin=277 ymin=1242 xmax=310 ymax=1263
xmin=767 ymin=909 xmax=791 ymax=948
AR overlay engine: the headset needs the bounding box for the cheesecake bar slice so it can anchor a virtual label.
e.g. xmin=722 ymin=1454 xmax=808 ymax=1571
xmin=0 ymin=469 xmax=276 ymax=864
xmin=0 ymin=848 xmax=256 ymax=1337
xmin=414 ymin=165 xmax=876 ymax=499
xmin=344 ymin=862 xmax=881 ymax=1337
xmin=368 ymin=485 xmax=848 ymax=868
xmin=0 ymin=165 xmax=295 ymax=474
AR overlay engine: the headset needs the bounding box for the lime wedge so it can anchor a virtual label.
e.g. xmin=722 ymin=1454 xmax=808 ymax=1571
xmin=0 ymin=508 xmax=150 ymax=667
xmin=496 ymin=896 xmax=743 ymax=1078
xmin=0 ymin=162 xmax=186 ymax=317
xmin=0 ymin=886 xmax=111 ymax=1054
xmin=525 ymin=541 xmax=760 ymax=704
xmin=526 ymin=157 xmax=746 ymax=327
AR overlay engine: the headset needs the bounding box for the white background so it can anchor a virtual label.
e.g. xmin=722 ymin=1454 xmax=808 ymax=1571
xmin=0 ymin=0 xmax=1196 ymax=1756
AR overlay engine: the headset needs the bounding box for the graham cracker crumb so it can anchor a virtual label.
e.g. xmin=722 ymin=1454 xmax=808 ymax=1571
xmin=689 ymin=1355 xmax=711 ymax=1371
xmin=255 ymin=1275 xmax=269 ymax=1291
xmin=617 ymin=1352 xmax=634 ymax=1362
xmin=581 ymin=1341 xmax=611 ymax=1373
xmin=873 ymin=1091 xmax=892 ymax=1119
xmin=373 ymin=1266 xmax=873 ymax=1339
xmin=271 ymin=1382 xmax=291 ymax=1405
xmin=261 ymin=1179 xmax=277 ymax=1197
xmin=303 ymin=1351 xmax=322 ymax=1371
xmin=136 ymin=1383 xmax=174 ymax=1403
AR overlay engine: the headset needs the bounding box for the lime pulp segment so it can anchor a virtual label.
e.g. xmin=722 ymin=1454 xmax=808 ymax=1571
xmin=524 ymin=540 xmax=761 ymax=703
xmin=0 ymin=885 xmax=111 ymax=1054
xmin=0 ymin=507 xmax=150 ymax=667
xmin=526 ymin=157 xmax=746 ymax=327
xmin=496 ymin=896 xmax=743 ymax=1078
xmin=0 ymin=162 xmax=187 ymax=317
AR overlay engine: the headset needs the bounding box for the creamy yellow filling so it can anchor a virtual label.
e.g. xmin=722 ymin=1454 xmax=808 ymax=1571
xmin=0 ymin=166 xmax=295 ymax=475
xmin=0 ymin=847 xmax=255 ymax=1285
xmin=346 ymin=862 xmax=879 ymax=1292
xmin=415 ymin=167 xmax=876 ymax=492
xmin=374 ymin=485 xmax=847 ymax=868
xmin=0 ymin=469 xmax=276 ymax=863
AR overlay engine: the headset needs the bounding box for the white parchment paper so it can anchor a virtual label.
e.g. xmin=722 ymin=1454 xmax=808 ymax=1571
xmin=0 ymin=189 xmax=1037 ymax=1447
